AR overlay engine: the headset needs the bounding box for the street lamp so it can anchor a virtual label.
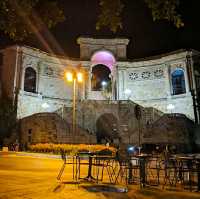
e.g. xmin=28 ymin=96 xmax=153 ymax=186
xmin=124 ymin=89 xmax=132 ymax=100
xmin=65 ymin=70 xmax=83 ymax=136
xmin=167 ymin=104 xmax=175 ymax=114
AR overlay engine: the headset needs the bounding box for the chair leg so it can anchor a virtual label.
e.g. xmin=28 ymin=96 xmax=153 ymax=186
xmin=57 ymin=163 xmax=66 ymax=180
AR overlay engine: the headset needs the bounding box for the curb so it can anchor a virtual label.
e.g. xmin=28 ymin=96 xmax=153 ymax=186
xmin=0 ymin=151 xmax=62 ymax=159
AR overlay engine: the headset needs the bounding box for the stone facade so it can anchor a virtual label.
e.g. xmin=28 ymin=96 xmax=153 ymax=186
xmin=117 ymin=51 xmax=197 ymax=120
xmin=0 ymin=37 xmax=199 ymax=146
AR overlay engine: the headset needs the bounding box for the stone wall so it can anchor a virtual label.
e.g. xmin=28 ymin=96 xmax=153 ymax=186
xmin=14 ymin=46 xmax=87 ymax=119
xmin=19 ymin=99 xmax=194 ymax=149
xmin=20 ymin=113 xmax=96 ymax=144
xmin=58 ymin=100 xmax=163 ymax=145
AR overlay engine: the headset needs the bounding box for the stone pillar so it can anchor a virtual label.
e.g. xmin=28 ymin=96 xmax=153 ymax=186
xmin=118 ymin=70 xmax=124 ymax=100
xmin=184 ymin=60 xmax=190 ymax=94
xmin=165 ymin=63 xmax=172 ymax=98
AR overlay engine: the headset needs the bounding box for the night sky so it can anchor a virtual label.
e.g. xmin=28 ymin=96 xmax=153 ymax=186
xmin=0 ymin=0 xmax=200 ymax=59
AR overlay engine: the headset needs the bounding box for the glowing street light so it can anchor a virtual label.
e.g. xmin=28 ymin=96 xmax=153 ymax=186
xmin=124 ymin=88 xmax=132 ymax=100
xmin=101 ymin=81 xmax=107 ymax=87
xmin=65 ymin=69 xmax=84 ymax=136
xmin=41 ymin=102 xmax=50 ymax=109
xmin=65 ymin=72 xmax=73 ymax=82
xmin=167 ymin=104 xmax=175 ymax=113
xmin=77 ymin=72 xmax=83 ymax=83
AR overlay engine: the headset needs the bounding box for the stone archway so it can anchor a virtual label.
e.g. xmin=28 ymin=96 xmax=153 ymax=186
xmin=91 ymin=50 xmax=116 ymax=72
xmin=91 ymin=64 xmax=111 ymax=91
xmin=90 ymin=50 xmax=117 ymax=100
xmin=96 ymin=113 xmax=119 ymax=144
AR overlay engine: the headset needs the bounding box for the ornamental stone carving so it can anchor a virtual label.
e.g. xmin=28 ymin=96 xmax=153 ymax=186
xmin=141 ymin=71 xmax=151 ymax=79
xmin=129 ymin=72 xmax=139 ymax=80
xmin=128 ymin=68 xmax=164 ymax=81
xmin=154 ymin=69 xmax=164 ymax=78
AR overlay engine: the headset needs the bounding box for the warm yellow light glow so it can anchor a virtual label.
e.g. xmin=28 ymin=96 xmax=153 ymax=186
xmin=77 ymin=72 xmax=83 ymax=83
xmin=65 ymin=72 xmax=73 ymax=82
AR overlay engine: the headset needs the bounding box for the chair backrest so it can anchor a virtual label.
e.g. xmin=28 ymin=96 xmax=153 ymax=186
xmin=97 ymin=149 xmax=113 ymax=156
xmin=116 ymin=148 xmax=130 ymax=164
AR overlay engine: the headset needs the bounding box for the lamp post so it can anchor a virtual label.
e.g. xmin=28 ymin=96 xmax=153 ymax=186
xmin=65 ymin=70 xmax=83 ymax=136
xmin=135 ymin=105 xmax=142 ymax=154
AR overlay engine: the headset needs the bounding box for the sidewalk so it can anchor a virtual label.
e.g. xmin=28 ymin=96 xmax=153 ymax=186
xmin=0 ymin=153 xmax=200 ymax=199
xmin=0 ymin=150 xmax=62 ymax=159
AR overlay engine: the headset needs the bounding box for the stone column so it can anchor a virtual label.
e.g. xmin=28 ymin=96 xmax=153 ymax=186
xmin=165 ymin=63 xmax=172 ymax=98
xmin=184 ymin=60 xmax=191 ymax=94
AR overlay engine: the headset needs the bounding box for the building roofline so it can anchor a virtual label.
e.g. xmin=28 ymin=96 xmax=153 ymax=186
xmin=0 ymin=44 xmax=80 ymax=61
xmin=126 ymin=49 xmax=200 ymax=62
xmin=1 ymin=44 xmax=199 ymax=62
xmin=77 ymin=36 xmax=130 ymax=45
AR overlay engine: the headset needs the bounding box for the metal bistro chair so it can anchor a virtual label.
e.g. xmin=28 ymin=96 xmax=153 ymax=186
xmin=94 ymin=149 xmax=117 ymax=184
xmin=146 ymin=155 xmax=162 ymax=186
xmin=114 ymin=149 xmax=137 ymax=185
xmin=161 ymin=156 xmax=178 ymax=189
xmin=57 ymin=150 xmax=79 ymax=182
xmin=176 ymin=156 xmax=196 ymax=191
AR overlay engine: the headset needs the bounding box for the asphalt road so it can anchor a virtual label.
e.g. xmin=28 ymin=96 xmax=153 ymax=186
xmin=0 ymin=153 xmax=200 ymax=199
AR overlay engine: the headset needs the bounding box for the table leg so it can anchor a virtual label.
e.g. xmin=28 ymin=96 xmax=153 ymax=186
xmin=139 ymin=158 xmax=146 ymax=188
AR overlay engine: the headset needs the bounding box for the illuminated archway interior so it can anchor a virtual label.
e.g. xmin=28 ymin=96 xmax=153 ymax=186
xmin=91 ymin=51 xmax=116 ymax=91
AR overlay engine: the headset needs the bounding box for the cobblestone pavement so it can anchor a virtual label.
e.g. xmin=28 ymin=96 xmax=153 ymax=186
xmin=0 ymin=152 xmax=200 ymax=199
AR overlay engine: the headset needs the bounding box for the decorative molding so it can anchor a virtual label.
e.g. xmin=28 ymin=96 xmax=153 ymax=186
xmin=128 ymin=68 xmax=165 ymax=81
xmin=141 ymin=71 xmax=151 ymax=79
xmin=129 ymin=72 xmax=139 ymax=80
xmin=154 ymin=69 xmax=164 ymax=78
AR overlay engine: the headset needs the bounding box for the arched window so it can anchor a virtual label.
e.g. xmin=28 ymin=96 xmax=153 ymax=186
xmin=171 ymin=69 xmax=186 ymax=95
xmin=24 ymin=67 xmax=37 ymax=93
xmin=91 ymin=64 xmax=111 ymax=91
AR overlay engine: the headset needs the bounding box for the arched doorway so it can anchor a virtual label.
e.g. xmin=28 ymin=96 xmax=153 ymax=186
xmin=90 ymin=51 xmax=116 ymax=99
xmin=96 ymin=113 xmax=119 ymax=144
xmin=91 ymin=64 xmax=111 ymax=91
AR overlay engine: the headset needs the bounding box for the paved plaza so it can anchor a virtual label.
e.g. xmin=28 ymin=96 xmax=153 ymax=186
xmin=0 ymin=152 xmax=200 ymax=199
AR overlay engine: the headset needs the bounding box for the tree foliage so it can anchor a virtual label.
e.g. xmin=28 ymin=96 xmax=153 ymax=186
xmin=97 ymin=0 xmax=184 ymax=32
xmin=0 ymin=0 xmax=183 ymax=41
xmin=96 ymin=0 xmax=124 ymax=32
xmin=0 ymin=0 xmax=65 ymax=41
xmin=0 ymin=97 xmax=17 ymax=143
xmin=145 ymin=0 xmax=184 ymax=28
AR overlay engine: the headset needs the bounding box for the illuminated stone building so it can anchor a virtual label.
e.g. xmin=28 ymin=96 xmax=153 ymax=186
xmin=0 ymin=37 xmax=199 ymax=147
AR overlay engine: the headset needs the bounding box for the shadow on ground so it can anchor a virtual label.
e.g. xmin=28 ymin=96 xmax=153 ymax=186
xmin=130 ymin=187 xmax=200 ymax=199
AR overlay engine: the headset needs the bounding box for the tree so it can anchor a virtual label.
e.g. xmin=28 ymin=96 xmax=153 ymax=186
xmin=0 ymin=97 xmax=17 ymax=146
xmin=0 ymin=0 xmax=65 ymax=41
xmin=97 ymin=0 xmax=184 ymax=32
xmin=0 ymin=0 xmax=183 ymax=41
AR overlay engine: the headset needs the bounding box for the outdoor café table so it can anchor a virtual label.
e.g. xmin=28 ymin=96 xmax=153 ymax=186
xmin=76 ymin=151 xmax=96 ymax=181
xmin=137 ymin=154 xmax=151 ymax=188
xmin=76 ymin=152 xmax=115 ymax=182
